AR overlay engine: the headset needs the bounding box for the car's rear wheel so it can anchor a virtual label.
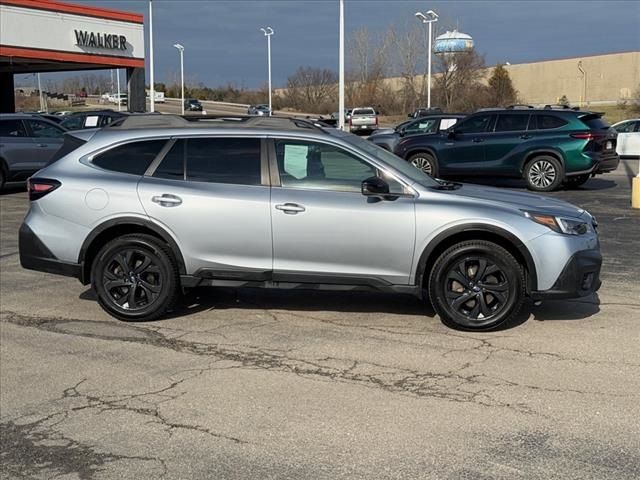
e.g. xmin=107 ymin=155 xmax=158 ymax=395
xmin=428 ymin=241 xmax=525 ymax=331
xmin=91 ymin=234 xmax=180 ymax=322
xmin=524 ymin=155 xmax=564 ymax=191
xmin=564 ymin=174 xmax=590 ymax=188
xmin=409 ymin=152 xmax=439 ymax=177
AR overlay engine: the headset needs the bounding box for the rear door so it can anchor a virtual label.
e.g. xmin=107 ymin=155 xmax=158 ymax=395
xmin=23 ymin=119 xmax=66 ymax=168
xmin=483 ymin=113 xmax=531 ymax=174
xmin=138 ymin=136 xmax=273 ymax=277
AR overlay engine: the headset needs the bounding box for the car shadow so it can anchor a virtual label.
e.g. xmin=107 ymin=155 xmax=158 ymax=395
xmin=79 ymin=286 xmax=601 ymax=330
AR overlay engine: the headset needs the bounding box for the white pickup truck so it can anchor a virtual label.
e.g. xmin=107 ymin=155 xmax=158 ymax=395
xmin=348 ymin=107 xmax=378 ymax=133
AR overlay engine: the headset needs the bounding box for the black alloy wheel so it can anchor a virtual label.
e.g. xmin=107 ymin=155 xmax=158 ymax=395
xmin=92 ymin=234 xmax=180 ymax=321
xmin=429 ymin=240 xmax=525 ymax=330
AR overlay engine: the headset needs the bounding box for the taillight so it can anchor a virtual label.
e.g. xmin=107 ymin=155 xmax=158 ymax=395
xmin=375 ymin=116 xmax=379 ymax=125
xmin=28 ymin=178 xmax=61 ymax=201
xmin=570 ymin=132 xmax=604 ymax=140
xmin=349 ymin=117 xmax=352 ymax=126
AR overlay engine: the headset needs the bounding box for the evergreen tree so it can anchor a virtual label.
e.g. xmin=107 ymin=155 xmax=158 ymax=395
xmin=487 ymin=64 xmax=518 ymax=107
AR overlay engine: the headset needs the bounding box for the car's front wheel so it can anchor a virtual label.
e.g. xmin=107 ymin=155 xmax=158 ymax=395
xmin=428 ymin=240 xmax=525 ymax=331
xmin=91 ymin=234 xmax=180 ymax=322
xmin=409 ymin=152 xmax=439 ymax=177
xmin=524 ymin=156 xmax=564 ymax=191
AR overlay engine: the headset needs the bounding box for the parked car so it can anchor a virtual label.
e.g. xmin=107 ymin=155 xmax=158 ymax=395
xmin=612 ymin=118 xmax=640 ymax=158
xmin=394 ymin=107 xmax=619 ymax=191
xmin=349 ymin=107 xmax=378 ymax=134
xmin=368 ymin=114 xmax=465 ymax=152
xmin=60 ymin=110 xmax=128 ymax=131
xmin=19 ymin=114 xmax=602 ymax=331
xmin=184 ymin=99 xmax=203 ymax=112
xmin=111 ymin=93 xmax=127 ymax=106
xmin=247 ymin=104 xmax=271 ymax=116
xmin=21 ymin=112 xmax=64 ymax=124
xmin=0 ymin=113 xmax=67 ymax=189
xmin=408 ymin=107 xmax=444 ymax=118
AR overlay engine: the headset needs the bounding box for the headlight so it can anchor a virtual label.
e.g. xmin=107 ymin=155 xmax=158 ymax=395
xmin=524 ymin=211 xmax=591 ymax=235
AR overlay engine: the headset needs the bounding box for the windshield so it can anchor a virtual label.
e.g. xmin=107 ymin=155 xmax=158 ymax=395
xmin=338 ymin=133 xmax=439 ymax=187
xmin=352 ymin=108 xmax=376 ymax=116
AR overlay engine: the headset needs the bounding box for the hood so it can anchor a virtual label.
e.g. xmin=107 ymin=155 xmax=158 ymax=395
xmin=370 ymin=128 xmax=395 ymax=136
xmin=450 ymin=183 xmax=586 ymax=218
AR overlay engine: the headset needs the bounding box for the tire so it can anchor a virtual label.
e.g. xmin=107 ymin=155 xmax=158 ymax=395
xmin=564 ymin=174 xmax=590 ymax=189
xmin=524 ymin=155 xmax=564 ymax=192
xmin=91 ymin=234 xmax=180 ymax=322
xmin=428 ymin=240 xmax=525 ymax=331
xmin=0 ymin=169 xmax=5 ymax=191
xmin=409 ymin=152 xmax=439 ymax=177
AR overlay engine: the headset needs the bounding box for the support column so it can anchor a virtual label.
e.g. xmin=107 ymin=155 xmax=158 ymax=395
xmin=126 ymin=67 xmax=146 ymax=112
xmin=0 ymin=73 xmax=16 ymax=113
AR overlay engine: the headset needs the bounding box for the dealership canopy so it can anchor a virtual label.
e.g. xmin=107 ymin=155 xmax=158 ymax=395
xmin=0 ymin=0 xmax=146 ymax=112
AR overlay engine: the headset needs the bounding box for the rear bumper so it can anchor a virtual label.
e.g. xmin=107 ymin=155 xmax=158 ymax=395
xmin=593 ymin=153 xmax=619 ymax=173
xmin=531 ymin=248 xmax=602 ymax=300
xmin=19 ymin=223 xmax=82 ymax=279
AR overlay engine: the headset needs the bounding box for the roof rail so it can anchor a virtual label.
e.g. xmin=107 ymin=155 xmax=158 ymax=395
xmin=107 ymin=113 xmax=328 ymax=132
xmin=542 ymin=104 xmax=580 ymax=111
xmin=506 ymin=104 xmax=535 ymax=110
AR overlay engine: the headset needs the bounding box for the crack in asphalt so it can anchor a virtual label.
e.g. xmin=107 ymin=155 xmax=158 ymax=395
xmin=3 ymin=310 xmax=636 ymax=417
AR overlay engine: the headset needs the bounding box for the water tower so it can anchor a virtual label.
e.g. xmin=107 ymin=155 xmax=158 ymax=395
xmin=433 ymin=30 xmax=474 ymax=55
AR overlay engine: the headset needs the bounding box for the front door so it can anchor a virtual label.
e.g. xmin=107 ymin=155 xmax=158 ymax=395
xmin=439 ymin=113 xmax=495 ymax=174
xmin=269 ymin=138 xmax=416 ymax=285
xmin=138 ymin=136 xmax=272 ymax=276
xmin=23 ymin=119 xmax=65 ymax=168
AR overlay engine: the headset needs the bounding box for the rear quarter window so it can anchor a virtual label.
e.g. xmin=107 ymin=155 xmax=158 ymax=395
xmin=534 ymin=115 xmax=568 ymax=130
xmin=92 ymin=139 xmax=167 ymax=175
xmin=352 ymin=108 xmax=376 ymax=115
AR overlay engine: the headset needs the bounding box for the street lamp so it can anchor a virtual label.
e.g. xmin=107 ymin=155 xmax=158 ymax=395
xmin=173 ymin=43 xmax=185 ymax=115
xmin=260 ymin=27 xmax=274 ymax=116
xmin=338 ymin=0 xmax=345 ymax=130
xmin=415 ymin=9 xmax=438 ymax=109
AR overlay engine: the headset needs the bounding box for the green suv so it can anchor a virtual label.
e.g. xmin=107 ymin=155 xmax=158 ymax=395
xmin=394 ymin=107 xmax=620 ymax=191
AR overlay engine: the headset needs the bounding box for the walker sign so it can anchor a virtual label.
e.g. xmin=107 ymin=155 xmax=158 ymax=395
xmin=75 ymin=30 xmax=127 ymax=51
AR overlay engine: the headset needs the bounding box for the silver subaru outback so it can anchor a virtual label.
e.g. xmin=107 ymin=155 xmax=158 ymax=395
xmin=19 ymin=115 xmax=601 ymax=330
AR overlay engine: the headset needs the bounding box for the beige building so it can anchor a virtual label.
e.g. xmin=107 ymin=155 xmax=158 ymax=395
xmin=488 ymin=51 xmax=639 ymax=106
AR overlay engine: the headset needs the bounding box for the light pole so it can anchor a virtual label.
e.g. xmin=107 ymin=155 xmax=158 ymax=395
xmin=173 ymin=43 xmax=185 ymax=115
xmin=260 ymin=27 xmax=274 ymax=116
xmin=338 ymin=0 xmax=345 ymax=130
xmin=415 ymin=10 xmax=438 ymax=109
xmin=149 ymin=0 xmax=155 ymax=112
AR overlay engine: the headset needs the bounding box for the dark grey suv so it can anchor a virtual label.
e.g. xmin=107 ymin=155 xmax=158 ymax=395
xmin=0 ymin=113 xmax=66 ymax=189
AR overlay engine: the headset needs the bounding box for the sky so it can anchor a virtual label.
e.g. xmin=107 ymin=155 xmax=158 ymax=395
xmin=61 ymin=0 xmax=640 ymax=88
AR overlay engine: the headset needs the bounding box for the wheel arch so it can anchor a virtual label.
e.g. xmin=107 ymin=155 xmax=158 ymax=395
xmin=405 ymin=147 xmax=438 ymax=161
xmin=520 ymin=149 xmax=565 ymax=175
xmin=415 ymin=224 xmax=537 ymax=294
xmin=78 ymin=217 xmax=187 ymax=285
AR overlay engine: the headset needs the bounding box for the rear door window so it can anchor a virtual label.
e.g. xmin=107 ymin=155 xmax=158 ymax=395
xmin=495 ymin=114 xmax=529 ymax=132
xmin=92 ymin=139 xmax=167 ymax=175
xmin=60 ymin=116 xmax=85 ymax=130
xmin=155 ymin=137 xmax=262 ymax=185
xmin=535 ymin=115 xmax=568 ymax=130
xmin=25 ymin=119 xmax=65 ymax=138
xmin=0 ymin=119 xmax=27 ymax=137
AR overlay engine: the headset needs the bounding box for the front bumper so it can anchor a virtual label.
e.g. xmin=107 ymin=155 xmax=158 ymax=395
xmin=531 ymin=248 xmax=602 ymax=300
xmin=19 ymin=223 xmax=81 ymax=280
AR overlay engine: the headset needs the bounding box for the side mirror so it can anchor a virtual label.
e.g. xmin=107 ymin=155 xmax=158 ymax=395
xmin=361 ymin=176 xmax=390 ymax=197
xmin=398 ymin=127 xmax=406 ymax=137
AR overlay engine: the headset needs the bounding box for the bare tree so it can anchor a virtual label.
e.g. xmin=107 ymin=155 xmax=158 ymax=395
xmin=347 ymin=27 xmax=393 ymax=107
xmin=284 ymin=66 xmax=338 ymax=113
xmin=433 ymin=49 xmax=488 ymax=112
xmin=389 ymin=24 xmax=425 ymax=113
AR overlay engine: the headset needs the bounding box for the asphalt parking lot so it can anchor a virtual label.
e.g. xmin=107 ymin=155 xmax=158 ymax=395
xmin=1 ymin=161 xmax=639 ymax=479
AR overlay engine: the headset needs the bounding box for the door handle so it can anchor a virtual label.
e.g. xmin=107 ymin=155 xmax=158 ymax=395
xmin=151 ymin=194 xmax=182 ymax=207
xmin=275 ymin=203 xmax=306 ymax=214
xmin=37 ymin=143 xmax=48 ymax=147
xmin=472 ymin=138 xmax=484 ymax=143
xmin=520 ymin=134 xmax=532 ymax=139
